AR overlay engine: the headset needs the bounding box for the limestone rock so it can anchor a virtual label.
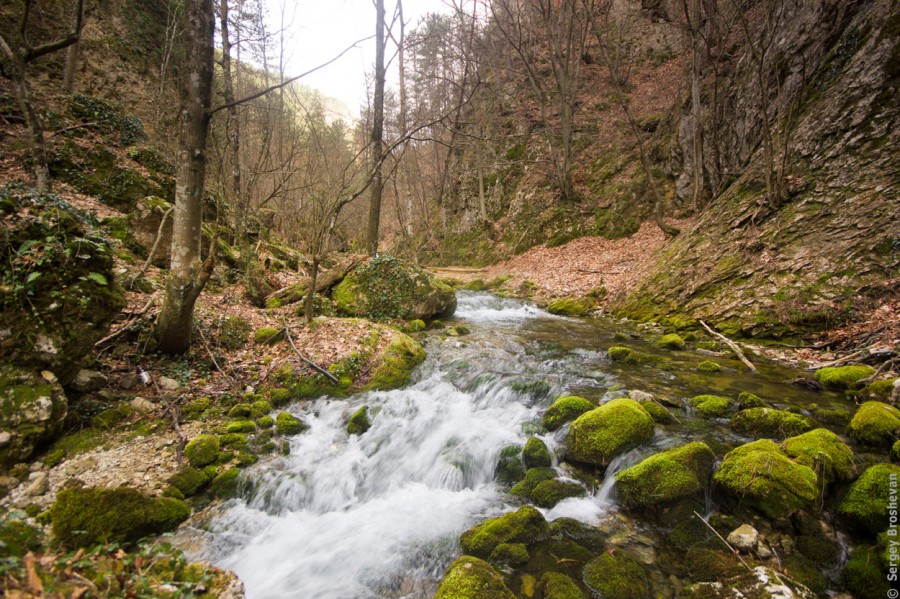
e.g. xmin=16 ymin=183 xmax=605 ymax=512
xmin=25 ymin=471 xmax=49 ymax=497
xmin=131 ymin=396 xmax=158 ymax=414
xmin=70 ymin=369 xmax=108 ymax=393
xmin=727 ymin=524 xmax=759 ymax=552
xmin=157 ymin=376 xmax=180 ymax=391
xmin=0 ymin=366 xmax=68 ymax=467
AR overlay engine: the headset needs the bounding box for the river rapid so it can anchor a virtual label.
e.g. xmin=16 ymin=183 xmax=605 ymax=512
xmin=177 ymin=292 xmax=851 ymax=598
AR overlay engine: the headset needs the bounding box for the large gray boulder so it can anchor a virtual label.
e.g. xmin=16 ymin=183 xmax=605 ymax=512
xmin=0 ymin=367 xmax=68 ymax=467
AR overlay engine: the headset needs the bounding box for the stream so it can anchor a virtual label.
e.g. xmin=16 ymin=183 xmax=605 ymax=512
xmin=177 ymin=292 xmax=850 ymax=598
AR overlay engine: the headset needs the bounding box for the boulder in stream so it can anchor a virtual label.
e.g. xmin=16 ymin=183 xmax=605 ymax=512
xmin=615 ymin=441 xmax=716 ymax=511
xmin=781 ymin=428 xmax=855 ymax=483
xmin=434 ymin=555 xmax=515 ymax=599
xmin=543 ymin=395 xmax=594 ymax=431
xmin=838 ymin=463 xmax=900 ymax=533
xmin=847 ymin=401 xmax=900 ymax=447
xmin=583 ymin=549 xmax=651 ymax=599
xmin=730 ymin=408 xmax=815 ymax=439
xmin=459 ymin=505 xmax=549 ymax=559
xmin=565 ymin=398 xmax=654 ymax=469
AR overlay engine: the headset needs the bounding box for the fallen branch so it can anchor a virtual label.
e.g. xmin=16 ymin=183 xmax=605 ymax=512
xmin=700 ymin=320 xmax=757 ymax=372
xmin=859 ymin=358 xmax=898 ymax=385
xmin=653 ymin=398 xmax=682 ymax=424
xmin=282 ymin=317 xmax=340 ymax=384
xmin=815 ymin=345 xmax=893 ymax=369
xmin=693 ymin=511 xmax=753 ymax=572
xmin=127 ymin=206 xmax=173 ymax=289
xmin=94 ymin=294 xmax=157 ymax=347
xmin=50 ymin=121 xmax=98 ymax=138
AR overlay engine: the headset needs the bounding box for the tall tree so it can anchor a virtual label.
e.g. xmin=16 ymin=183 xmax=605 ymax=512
xmin=0 ymin=0 xmax=84 ymax=193
xmin=366 ymin=0 xmax=387 ymax=255
xmin=156 ymin=0 xmax=217 ymax=354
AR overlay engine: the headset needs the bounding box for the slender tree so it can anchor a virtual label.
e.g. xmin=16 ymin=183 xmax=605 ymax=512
xmin=366 ymin=0 xmax=387 ymax=255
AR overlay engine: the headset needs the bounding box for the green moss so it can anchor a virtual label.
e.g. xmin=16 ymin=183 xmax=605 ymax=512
xmin=543 ymin=396 xmax=594 ymax=431
xmin=685 ymin=546 xmax=747 ymax=582
xmin=638 ymin=399 xmax=676 ymax=424
xmin=217 ymin=433 xmax=249 ymax=452
xmin=225 ymin=419 xmax=257 ymax=434
xmin=523 ymin=437 xmax=552 ymax=468
xmin=689 ymin=395 xmax=734 ymax=418
xmin=217 ymin=315 xmax=251 ymax=350
xmin=434 ymin=555 xmax=515 ymax=599
xmin=814 ymin=406 xmax=851 ymax=425
xmin=658 ymin=333 xmax=686 ymax=350
xmin=531 ymin=479 xmax=584 ymax=507
xmin=184 ymin=434 xmax=219 ymax=467
xmin=839 ymin=463 xmax=900 ymax=533
xmin=489 ymin=542 xmax=529 ymax=565
xmin=90 ymin=404 xmax=134 ymax=429
xmin=182 ymin=397 xmax=213 ymax=421
xmin=250 ymin=400 xmax=272 ymax=419
xmin=51 ymin=487 xmax=189 ymax=548
xmin=510 ymin=467 xmax=557 ymax=499
xmin=615 ymin=442 xmax=716 ymax=510
xmin=713 ymin=439 xmax=819 ymax=520
xmin=209 ymin=467 xmax=241 ymax=498
xmin=0 ymin=515 xmax=42 ymax=558
xmin=565 ymin=398 xmax=654 ymax=468
xmin=267 ymin=387 xmax=292 ymax=407
xmin=256 ymin=415 xmax=274 ymax=428
xmin=547 ymin=297 xmax=595 ymax=317
xmin=607 ymin=346 xmax=633 ymax=361
xmin=781 ymin=428 xmax=854 ymax=483
xmin=848 ymin=401 xmax=900 ymax=447
xmin=539 ymin=572 xmax=583 ymax=599
xmin=228 ymin=403 xmax=252 ymax=418
xmin=866 ymin=378 xmax=897 ymax=401
xmin=459 ymin=505 xmax=549 ymax=558
xmin=236 ymin=452 xmax=258 ymax=467
xmin=365 ymin=333 xmax=426 ymax=391
xmin=347 ymin=406 xmax=371 ymax=435
xmin=583 ymin=550 xmax=651 ymax=599
xmin=276 ymin=412 xmax=307 ymax=435
xmin=795 ymin=534 xmax=841 ymax=567
xmin=494 ymin=445 xmax=526 ymax=486
xmin=697 ymin=360 xmax=722 ymax=373
xmin=253 ymin=326 xmax=283 ymax=345
xmin=167 ymin=467 xmax=209 ymax=497
xmin=730 ymin=407 xmax=815 ymax=439
xmin=815 ymin=365 xmax=875 ymax=389
xmin=843 ymin=545 xmax=890 ymax=599
xmin=738 ymin=392 xmax=768 ymax=409
xmin=462 ymin=279 xmax=486 ymax=291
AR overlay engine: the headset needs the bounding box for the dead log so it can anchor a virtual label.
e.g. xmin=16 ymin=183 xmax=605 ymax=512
xmin=700 ymin=320 xmax=757 ymax=372
xmin=266 ymin=254 xmax=364 ymax=308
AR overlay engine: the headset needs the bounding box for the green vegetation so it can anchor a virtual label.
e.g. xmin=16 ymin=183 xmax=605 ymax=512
xmin=848 ymin=401 xmax=900 ymax=446
xmin=615 ymin=442 xmax=716 ymax=510
xmin=657 ymin=333 xmax=686 ymax=350
xmin=815 ymin=365 xmax=875 ymax=388
xmin=539 ymin=572 xmax=583 ymax=599
xmin=839 ymin=464 xmax=900 ymax=533
xmin=523 ymin=437 xmax=552 ymax=468
xmin=696 ymin=360 xmax=722 ymax=373
xmin=583 ymin=550 xmax=651 ymax=599
xmin=543 ymin=395 xmax=594 ymax=431
xmin=459 ymin=506 xmax=549 ymax=558
xmin=494 ymin=445 xmax=526 ymax=486
xmin=688 ymin=395 xmax=734 ymax=418
xmin=531 ymin=479 xmax=584 ymax=507
xmin=510 ymin=467 xmax=557 ymax=499
xmin=547 ymin=296 xmax=595 ymax=317
xmin=730 ymin=407 xmax=815 ymax=438
xmin=275 ymin=412 xmax=307 ymax=435
xmin=184 ymin=434 xmax=219 ymax=467
xmin=781 ymin=428 xmax=855 ymax=483
xmin=346 ymin=406 xmax=371 ymax=435
xmin=565 ymin=398 xmax=654 ymax=467
xmin=434 ymin=556 xmax=515 ymax=599
xmin=253 ymin=326 xmax=283 ymax=345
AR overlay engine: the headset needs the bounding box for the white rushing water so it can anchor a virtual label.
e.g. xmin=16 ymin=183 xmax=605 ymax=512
xmin=185 ymin=293 xmax=580 ymax=599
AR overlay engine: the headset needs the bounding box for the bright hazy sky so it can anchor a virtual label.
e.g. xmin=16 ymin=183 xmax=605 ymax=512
xmin=263 ymin=0 xmax=454 ymax=117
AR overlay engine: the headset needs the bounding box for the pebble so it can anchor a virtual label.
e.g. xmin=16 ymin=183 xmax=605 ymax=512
xmin=727 ymin=524 xmax=759 ymax=552
xmin=25 ymin=472 xmax=49 ymax=496
xmin=158 ymin=376 xmax=180 ymax=391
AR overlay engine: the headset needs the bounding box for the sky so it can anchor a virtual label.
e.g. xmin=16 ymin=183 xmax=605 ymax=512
xmin=262 ymin=0 xmax=455 ymax=119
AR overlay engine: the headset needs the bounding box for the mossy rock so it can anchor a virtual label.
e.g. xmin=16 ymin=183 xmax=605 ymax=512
xmin=489 ymin=542 xmax=529 ymax=566
xmin=249 ymin=400 xmax=272 ymax=419
xmin=547 ymin=297 xmax=595 ymax=317
xmin=781 ymin=428 xmax=855 ymax=483
xmin=865 ymin=378 xmax=897 ymax=401
xmin=434 ymin=555 xmax=515 ymax=599
xmin=543 ymin=396 xmax=594 ymax=431
xmin=184 ymin=434 xmax=220 ymax=468
xmin=682 ymin=567 xmax=816 ymax=598
xmin=256 ymin=415 xmax=274 ymax=428
xmin=333 ymin=254 xmax=456 ymax=320
xmin=565 ymin=398 xmax=654 ymax=468
xmin=167 ymin=467 xmax=209 ymax=497
xmin=365 ymin=332 xmax=426 ymax=391
xmin=225 ymin=419 xmax=257 ymax=434
xmin=523 ymin=437 xmax=552 ymax=468
xmin=0 ymin=367 xmax=69 ymax=467
xmin=583 ymin=550 xmax=651 ymax=599
xmin=346 ymin=406 xmax=371 ymax=435
xmin=459 ymin=505 xmax=549 ymax=558
xmin=181 ymin=397 xmax=213 ymax=421
xmin=814 ymin=406 xmax=851 ymax=425
xmin=847 ymin=401 xmax=900 ymax=447
xmin=209 ymin=467 xmax=242 ymax=498
xmin=730 ymin=408 xmax=815 ymax=439
xmin=838 ymin=463 xmax=900 ymax=533
xmin=539 ymin=572 xmax=584 ymax=599
xmin=843 ymin=545 xmax=890 ymax=599
xmin=0 ymin=516 xmax=42 ymax=558
xmin=795 ymin=534 xmax=841 ymax=567
xmin=462 ymin=279 xmax=486 ymax=291
xmin=275 ymin=412 xmax=307 ymax=436
xmin=713 ymin=439 xmax=819 ymax=520
xmin=615 ymin=442 xmax=716 ymax=510
xmin=737 ymin=392 xmax=768 ymax=409
xmin=697 ymin=360 xmax=722 ymax=373
xmin=607 ymin=346 xmax=632 ymax=361
xmin=267 ymin=387 xmax=292 ymax=407
xmin=227 ymin=403 xmax=252 ymax=418
xmin=217 ymin=315 xmax=251 ymax=350
xmin=510 ymin=467 xmax=559 ymax=499
xmin=638 ymin=399 xmax=676 ymax=424
xmin=688 ymin=395 xmax=734 ymax=418
xmin=51 ymin=486 xmax=189 ymax=548
xmin=815 ymin=365 xmax=875 ymax=389
xmin=685 ymin=546 xmax=747 ymax=582
xmin=495 ymin=445 xmax=526 ymax=486
xmin=531 ymin=479 xmax=584 ymax=508
xmin=253 ymin=326 xmax=283 ymax=345
xmin=658 ymin=333 xmax=686 ymax=350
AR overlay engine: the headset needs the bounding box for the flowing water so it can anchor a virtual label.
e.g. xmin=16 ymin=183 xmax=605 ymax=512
xmin=178 ymin=292 xmax=848 ymax=598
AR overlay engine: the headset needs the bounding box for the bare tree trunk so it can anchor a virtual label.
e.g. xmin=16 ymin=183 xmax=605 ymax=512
xmin=366 ymin=0 xmax=386 ymax=256
xmin=62 ymin=40 xmax=80 ymax=92
xmin=689 ymin=0 xmax=705 ymax=210
xmin=304 ymin=256 xmax=320 ymax=324
xmin=157 ymin=0 xmax=216 ymax=355
xmin=219 ymin=0 xmax=245 ymax=248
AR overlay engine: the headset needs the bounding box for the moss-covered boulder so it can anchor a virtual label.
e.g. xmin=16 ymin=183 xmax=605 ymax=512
xmin=184 ymin=434 xmax=219 ymax=468
xmin=276 ymin=412 xmax=307 ymax=436
xmin=688 ymin=395 xmax=734 ymax=418
xmin=333 ymin=254 xmax=456 ymax=320
xmin=494 ymin=445 xmax=526 ymax=486
xmin=714 ymin=439 xmax=819 ymax=520
xmin=815 ymin=365 xmax=875 ymax=389
xmin=523 ymin=437 xmax=552 ymax=468
xmin=489 ymin=542 xmax=529 ymax=565
xmin=365 ymin=332 xmax=426 ymax=390
xmin=637 ymin=399 xmax=676 ymax=424
xmin=0 ymin=188 xmax=125 ymax=386
xmin=209 ymin=467 xmax=242 ymax=498
xmin=730 ymin=408 xmax=815 ymax=439
xmin=510 ymin=467 xmax=556 ymax=498
xmin=531 ymin=479 xmax=584 ymax=508
xmin=51 ymin=486 xmax=190 ymax=548
xmin=583 ymin=550 xmax=651 ymax=599
xmin=539 ymin=572 xmax=584 ymax=599
xmin=658 ymin=333 xmax=686 ymax=350
xmin=781 ymin=428 xmax=855 ymax=483
xmin=167 ymin=467 xmax=209 ymax=497
xmin=842 ymin=545 xmax=890 ymax=599
xmin=253 ymin=326 xmax=283 ymax=345
xmin=547 ymin=297 xmax=595 ymax=317
xmin=565 ymin=398 xmax=654 ymax=468
xmin=0 ymin=367 xmax=68 ymax=467
xmin=607 ymin=346 xmax=633 ymax=361
xmin=697 ymin=360 xmax=722 ymax=373
xmin=543 ymin=396 xmax=594 ymax=431
xmin=737 ymin=392 xmax=768 ymax=409
xmin=346 ymin=406 xmax=371 ymax=435
xmin=459 ymin=506 xmax=549 ymax=559
xmin=848 ymin=401 xmax=900 ymax=447
xmin=839 ymin=463 xmax=900 ymax=533
xmin=434 ymin=555 xmax=515 ymax=599
xmin=615 ymin=442 xmax=716 ymax=510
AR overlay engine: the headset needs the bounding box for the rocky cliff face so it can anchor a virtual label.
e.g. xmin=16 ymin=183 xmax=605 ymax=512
xmin=617 ymin=0 xmax=898 ymax=337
